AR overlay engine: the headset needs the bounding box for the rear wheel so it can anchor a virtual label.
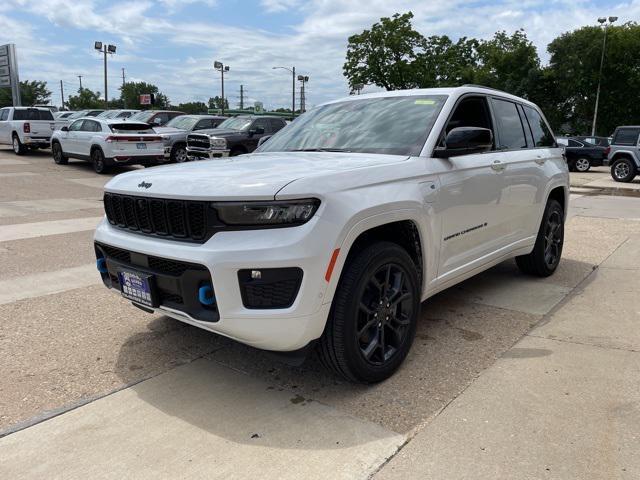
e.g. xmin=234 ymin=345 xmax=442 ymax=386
xmin=516 ymin=199 xmax=564 ymax=277
xmin=574 ymin=157 xmax=591 ymax=172
xmin=170 ymin=144 xmax=188 ymax=163
xmin=12 ymin=135 xmax=26 ymax=155
xmin=611 ymin=157 xmax=636 ymax=183
xmin=52 ymin=142 xmax=68 ymax=165
xmin=318 ymin=241 xmax=420 ymax=383
xmin=91 ymin=148 xmax=109 ymax=174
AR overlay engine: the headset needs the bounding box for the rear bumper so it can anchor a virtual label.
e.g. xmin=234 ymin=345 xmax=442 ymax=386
xmin=107 ymin=154 xmax=168 ymax=166
xmin=24 ymin=136 xmax=51 ymax=146
xmin=186 ymin=147 xmax=230 ymax=160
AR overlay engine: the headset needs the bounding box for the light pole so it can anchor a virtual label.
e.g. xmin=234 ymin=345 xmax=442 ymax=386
xmin=214 ymin=61 xmax=230 ymax=116
xmin=273 ymin=66 xmax=296 ymax=118
xmin=94 ymin=42 xmax=116 ymax=109
xmin=592 ymin=16 xmax=617 ymax=136
xmin=297 ymin=75 xmax=309 ymax=113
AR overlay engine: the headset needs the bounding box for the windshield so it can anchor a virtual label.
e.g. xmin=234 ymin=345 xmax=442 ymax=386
xmin=217 ymin=117 xmax=252 ymax=131
xmin=259 ymin=95 xmax=447 ymax=156
xmin=128 ymin=111 xmax=154 ymax=122
xmin=166 ymin=116 xmax=199 ymax=130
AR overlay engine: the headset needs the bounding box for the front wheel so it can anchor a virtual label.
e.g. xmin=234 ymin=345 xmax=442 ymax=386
xmin=52 ymin=142 xmax=68 ymax=165
xmin=611 ymin=158 xmax=636 ymax=183
xmin=574 ymin=157 xmax=591 ymax=172
xmin=516 ymin=199 xmax=564 ymax=277
xmin=318 ymin=241 xmax=420 ymax=383
xmin=170 ymin=144 xmax=188 ymax=163
xmin=91 ymin=148 xmax=109 ymax=174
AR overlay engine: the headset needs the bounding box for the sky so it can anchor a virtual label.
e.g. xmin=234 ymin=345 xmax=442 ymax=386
xmin=0 ymin=0 xmax=636 ymax=110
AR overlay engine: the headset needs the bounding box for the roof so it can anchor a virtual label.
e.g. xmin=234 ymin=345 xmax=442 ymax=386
xmin=322 ymin=85 xmax=538 ymax=108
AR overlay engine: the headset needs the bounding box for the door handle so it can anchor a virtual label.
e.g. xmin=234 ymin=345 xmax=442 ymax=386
xmin=535 ymin=157 xmax=546 ymax=165
xmin=491 ymin=160 xmax=505 ymax=172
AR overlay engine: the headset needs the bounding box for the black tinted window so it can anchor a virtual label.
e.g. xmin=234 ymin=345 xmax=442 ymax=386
xmin=491 ymin=99 xmax=527 ymax=149
xmin=568 ymin=139 xmax=582 ymax=147
xmin=524 ymin=106 xmax=554 ymax=147
xmin=13 ymin=109 xmax=54 ymax=121
xmin=269 ymin=118 xmax=286 ymax=133
xmin=614 ymin=128 xmax=640 ymax=146
xmin=252 ymin=118 xmax=269 ymax=132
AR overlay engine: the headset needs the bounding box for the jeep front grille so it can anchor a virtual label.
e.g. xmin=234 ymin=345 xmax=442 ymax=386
xmin=104 ymin=193 xmax=211 ymax=243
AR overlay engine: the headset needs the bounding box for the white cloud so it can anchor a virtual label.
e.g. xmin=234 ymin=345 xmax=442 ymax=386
xmin=4 ymin=0 xmax=640 ymax=108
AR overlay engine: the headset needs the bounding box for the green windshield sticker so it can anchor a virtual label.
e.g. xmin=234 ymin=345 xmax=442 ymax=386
xmin=414 ymin=99 xmax=435 ymax=105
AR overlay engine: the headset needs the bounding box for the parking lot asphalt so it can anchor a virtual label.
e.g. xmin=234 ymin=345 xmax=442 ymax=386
xmin=1 ymin=149 xmax=639 ymax=478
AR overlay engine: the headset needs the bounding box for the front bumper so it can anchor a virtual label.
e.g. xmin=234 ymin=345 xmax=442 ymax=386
xmin=186 ymin=147 xmax=230 ymax=160
xmin=93 ymin=215 xmax=335 ymax=351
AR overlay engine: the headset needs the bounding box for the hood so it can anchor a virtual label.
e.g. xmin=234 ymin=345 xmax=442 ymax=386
xmin=104 ymin=151 xmax=410 ymax=201
xmin=190 ymin=128 xmax=240 ymax=137
xmin=154 ymin=127 xmax=184 ymax=135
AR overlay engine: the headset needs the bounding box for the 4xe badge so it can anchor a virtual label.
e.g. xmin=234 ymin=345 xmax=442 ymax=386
xmin=138 ymin=181 xmax=152 ymax=189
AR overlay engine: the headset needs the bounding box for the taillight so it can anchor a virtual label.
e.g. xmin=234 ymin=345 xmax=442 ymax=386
xmin=105 ymin=135 xmax=162 ymax=142
xmin=23 ymin=123 xmax=30 ymax=133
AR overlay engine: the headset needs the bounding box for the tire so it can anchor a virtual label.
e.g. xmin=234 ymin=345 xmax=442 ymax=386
xmin=317 ymin=241 xmax=420 ymax=383
xmin=170 ymin=144 xmax=188 ymax=163
xmin=516 ymin=199 xmax=564 ymax=277
xmin=12 ymin=135 xmax=26 ymax=155
xmin=51 ymin=142 xmax=68 ymax=165
xmin=574 ymin=157 xmax=591 ymax=172
xmin=611 ymin=157 xmax=636 ymax=183
xmin=91 ymin=148 xmax=109 ymax=174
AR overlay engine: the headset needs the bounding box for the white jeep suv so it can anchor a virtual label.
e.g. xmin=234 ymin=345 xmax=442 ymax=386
xmin=93 ymin=86 xmax=568 ymax=383
xmin=51 ymin=117 xmax=166 ymax=173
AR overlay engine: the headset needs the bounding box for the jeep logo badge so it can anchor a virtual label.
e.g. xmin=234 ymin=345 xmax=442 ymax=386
xmin=138 ymin=181 xmax=152 ymax=189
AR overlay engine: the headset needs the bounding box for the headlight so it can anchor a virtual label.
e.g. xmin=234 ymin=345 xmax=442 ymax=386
xmin=162 ymin=136 xmax=171 ymax=146
xmin=213 ymin=199 xmax=320 ymax=226
xmin=209 ymin=136 xmax=227 ymax=149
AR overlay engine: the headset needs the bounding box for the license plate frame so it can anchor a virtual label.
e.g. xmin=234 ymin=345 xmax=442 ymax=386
xmin=117 ymin=269 xmax=158 ymax=308
xmin=136 ymin=143 xmax=147 ymax=150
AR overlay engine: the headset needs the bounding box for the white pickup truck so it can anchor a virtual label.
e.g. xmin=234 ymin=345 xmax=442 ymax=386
xmin=0 ymin=107 xmax=64 ymax=155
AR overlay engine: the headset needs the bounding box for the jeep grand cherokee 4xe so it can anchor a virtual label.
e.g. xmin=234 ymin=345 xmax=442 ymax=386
xmin=94 ymin=86 xmax=568 ymax=383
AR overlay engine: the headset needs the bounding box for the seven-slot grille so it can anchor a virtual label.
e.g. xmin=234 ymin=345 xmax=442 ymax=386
xmin=187 ymin=134 xmax=211 ymax=149
xmin=103 ymin=193 xmax=209 ymax=242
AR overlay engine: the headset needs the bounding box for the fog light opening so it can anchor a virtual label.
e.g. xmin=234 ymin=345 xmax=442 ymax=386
xmin=96 ymin=257 xmax=108 ymax=274
xmin=198 ymin=284 xmax=215 ymax=306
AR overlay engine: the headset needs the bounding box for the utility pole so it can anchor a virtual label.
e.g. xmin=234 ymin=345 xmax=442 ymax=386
xmin=592 ymin=16 xmax=618 ymax=136
xmin=94 ymin=42 xmax=117 ymax=109
xmin=239 ymin=84 xmax=244 ymax=110
xmin=60 ymin=80 xmax=65 ymax=110
xmin=297 ymin=75 xmax=309 ymax=113
xmin=273 ymin=66 xmax=296 ymax=118
xmin=77 ymin=75 xmax=83 ymax=90
xmin=214 ymin=61 xmax=230 ymax=116
xmin=121 ymin=68 xmax=126 ymax=108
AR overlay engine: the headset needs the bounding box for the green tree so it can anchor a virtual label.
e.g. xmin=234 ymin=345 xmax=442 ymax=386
xmin=475 ymin=30 xmax=540 ymax=98
xmin=414 ymin=35 xmax=478 ymax=87
xmin=208 ymin=96 xmax=229 ymax=110
xmin=543 ymin=22 xmax=640 ymax=135
xmin=344 ymin=12 xmax=425 ymax=90
xmin=176 ymin=101 xmax=208 ymax=114
xmin=0 ymin=80 xmax=52 ymax=107
xmin=120 ymin=81 xmax=170 ymax=110
xmin=66 ymin=88 xmax=103 ymax=110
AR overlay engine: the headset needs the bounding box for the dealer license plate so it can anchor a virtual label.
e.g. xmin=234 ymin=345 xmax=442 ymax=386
xmin=118 ymin=270 xmax=156 ymax=307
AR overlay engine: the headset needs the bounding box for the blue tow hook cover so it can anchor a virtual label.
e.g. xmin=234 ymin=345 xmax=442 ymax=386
xmin=96 ymin=257 xmax=108 ymax=273
xmin=199 ymin=284 xmax=215 ymax=305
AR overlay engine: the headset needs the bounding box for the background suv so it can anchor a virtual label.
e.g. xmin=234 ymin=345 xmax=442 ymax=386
xmin=94 ymin=86 xmax=568 ymax=383
xmin=155 ymin=115 xmax=226 ymax=163
xmin=51 ymin=117 xmax=165 ymax=173
xmin=606 ymin=126 xmax=640 ymax=182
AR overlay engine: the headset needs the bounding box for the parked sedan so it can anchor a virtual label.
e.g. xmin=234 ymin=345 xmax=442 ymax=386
xmin=558 ymin=138 xmax=607 ymax=172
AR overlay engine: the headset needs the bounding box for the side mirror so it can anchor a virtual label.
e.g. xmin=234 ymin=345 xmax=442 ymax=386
xmin=434 ymin=127 xmax=493 ymax=158
xmin=61 ymin=126 xmax=69 ymax=132
xmin=257 ymin=135 xmax=272 ymax=147
xmin=249 ymin=126 xmax=265 ymax=136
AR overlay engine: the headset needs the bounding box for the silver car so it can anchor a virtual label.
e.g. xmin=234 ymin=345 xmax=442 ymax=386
xmin=155 ymin=115 xmax=226 ymax=162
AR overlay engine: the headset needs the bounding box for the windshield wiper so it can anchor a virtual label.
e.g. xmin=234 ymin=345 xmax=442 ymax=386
xmin=290 ymin=148 xmax=352 ymax=153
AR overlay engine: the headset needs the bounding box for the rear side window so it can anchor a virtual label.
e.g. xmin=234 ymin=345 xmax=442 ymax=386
xmin=613 ymin=128 xmax=640 ymax=146
xmin=110 ymin=123 xmax=155 ymax=134
xmin=13 ymin=109 xmax=54 ymax=121
xmin=523 ymin=106 xmax=554 ymax=147
xmin=568 ymin=139 xmax=583 ymax=147
xmin=491 ymin=98 xmax=527 ymax=149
